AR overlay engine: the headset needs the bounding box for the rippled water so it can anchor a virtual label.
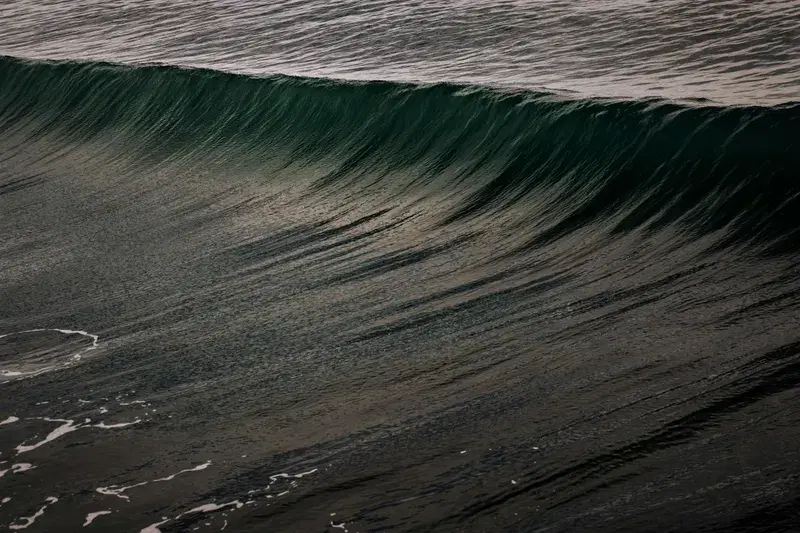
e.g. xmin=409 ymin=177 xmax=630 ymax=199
xmin=1 ymin=1 xmax=799 ymax=532
xmin=2 ymin=0 xmax=799 ymax=104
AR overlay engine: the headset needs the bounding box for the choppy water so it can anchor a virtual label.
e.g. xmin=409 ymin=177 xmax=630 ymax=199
xmin=1 ymin=1 xmax=799 ymax=532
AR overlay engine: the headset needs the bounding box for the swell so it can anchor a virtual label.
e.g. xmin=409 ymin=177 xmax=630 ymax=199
xmin=1 ymin=55 xmax=799 ymax=253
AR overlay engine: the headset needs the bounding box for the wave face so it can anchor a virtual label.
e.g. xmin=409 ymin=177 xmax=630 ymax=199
xmin=1 ymin=55 xmax=800 ymax=533
xmin=2 ymin=56 xmax=799 ymax=252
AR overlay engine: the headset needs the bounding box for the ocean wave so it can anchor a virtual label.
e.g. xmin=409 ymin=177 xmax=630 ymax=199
xmin=1 ymin=54 xmax=799 ymax=258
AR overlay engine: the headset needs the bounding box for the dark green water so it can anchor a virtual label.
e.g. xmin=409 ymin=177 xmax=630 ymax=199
xmin=1 ymin=3 xmax=799 ymax=532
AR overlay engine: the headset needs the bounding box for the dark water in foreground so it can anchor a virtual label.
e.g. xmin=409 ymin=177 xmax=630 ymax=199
xmin=1 ymin=1 xmax=800 ymax=532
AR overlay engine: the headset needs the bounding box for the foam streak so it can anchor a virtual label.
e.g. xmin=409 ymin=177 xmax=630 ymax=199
xmin=9 ymin=497 xmax=58 ymax=530
xmin=83 ymin=511 xmax=112 ymax=527
xmin=97 ymin=462 xmax=212 ymax=501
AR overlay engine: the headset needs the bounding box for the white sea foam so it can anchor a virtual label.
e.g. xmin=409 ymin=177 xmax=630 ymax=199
xmin=9 ymin=497 xmax=58 ymax=530
xmin=15 ymin=416 xmax=142 ymax=454
xmin=98 ymin=461 xmax=212 ymax=501
xmin=0 ymin=328 xmax=98 ymax=349
xmin=246 ymin=467 xmax=318 ymax=498
xmin=128 ymin=464 xmax=316 ymax=532
xmin=94 ymin=419 xmax=141 ymax=429
xmin=15 ymin=419 xmax=83 ymax=454
xmin=0 ymin=463 xmax=34 ymax=478
xmin=140 ymin=499 xmax=244 ymax=533
xmin=83 ymin=511 xmax=112 ymax=527
xmin=0 ymin=416 xmax=19 ymax=425
xmin=178 ymin=500 xmax=243 ymax=518
xmin=0 ymin=328 xmax=100 ymax=380
xmin=268 ymin=468 xmax=318 ymax=484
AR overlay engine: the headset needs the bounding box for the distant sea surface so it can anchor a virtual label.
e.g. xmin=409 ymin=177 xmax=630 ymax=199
xmin=1 ymin=1 xmax=799 ymax=532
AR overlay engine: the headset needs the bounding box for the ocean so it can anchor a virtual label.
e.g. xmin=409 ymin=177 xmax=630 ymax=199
xmin=0 ymin=1 xmax=799 ymax=532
